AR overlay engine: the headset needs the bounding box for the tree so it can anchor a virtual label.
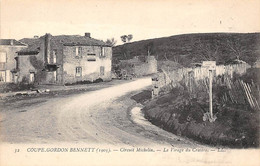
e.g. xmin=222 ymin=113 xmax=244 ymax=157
xmin=105 ymin=38 xmax=117 ymax=46
xmin=225 ymin=39 xmax=247 ymax=60
xmin=195 ymin=39 xmax=219 ymax=61
xmin=120 ymin=34 xmax=133 ymax=43
xmin=121 ymin=35 xmax=128 ymax=43
xmin=144 ymin=41 xmax=155 ymax=56
xmin=120 ymin=34 xmax=133 ymax=59
xmin=121 ymin=45 xmax=129 ymax=59
xmin=29 ymin=56 xmax=46 ymax=84
xmin=127 ymin=34 xmax=133 ymax=42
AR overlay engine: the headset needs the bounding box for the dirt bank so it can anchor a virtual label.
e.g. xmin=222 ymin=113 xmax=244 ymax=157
xmin=132 ymin=90 xmax=259 ymax=148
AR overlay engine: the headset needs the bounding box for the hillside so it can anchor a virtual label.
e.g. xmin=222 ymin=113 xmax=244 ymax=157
xmin=113 ymin=33 xmax=260 ymax=66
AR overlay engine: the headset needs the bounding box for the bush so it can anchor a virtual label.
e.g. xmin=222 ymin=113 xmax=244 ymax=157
xmin=0 ymin=82 xmax=34 ymax=93
xmin=240 ymin=68 xmax=260 ymax=85
xmin=29 ymin=56 xmax=46 ymax=83
xmin=93 ymin=78 xmax=103 ymax=83
xmin=65 ymin=78 xmax=103 ymax=86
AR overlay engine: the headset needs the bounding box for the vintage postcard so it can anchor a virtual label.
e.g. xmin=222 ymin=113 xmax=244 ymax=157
xmin=0 ymin=0 xmax=260 ymax=165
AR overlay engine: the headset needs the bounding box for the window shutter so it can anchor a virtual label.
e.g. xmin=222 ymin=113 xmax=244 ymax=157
xmin=75 ymin=47 xmax=79 ymax=56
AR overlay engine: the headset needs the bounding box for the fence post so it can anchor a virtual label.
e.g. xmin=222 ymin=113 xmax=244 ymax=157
xmin=202 ymin=61 xmax=216 ymax=122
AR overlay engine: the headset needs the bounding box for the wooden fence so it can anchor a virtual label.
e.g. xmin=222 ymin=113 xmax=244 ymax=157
xmin=152 ymin=62 xmax=259 ymax=111
xmin=153 ymin=63 xmax=250 ymax=91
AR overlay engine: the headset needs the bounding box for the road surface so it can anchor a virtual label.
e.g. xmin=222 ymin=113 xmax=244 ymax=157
xmin=0 ymin=78 xmax=202 ymax=147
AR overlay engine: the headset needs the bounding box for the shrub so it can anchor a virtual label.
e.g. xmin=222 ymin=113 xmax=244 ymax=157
xmin=0 ymin=80 xmax=34 ymax=93
xmin=93 ymin=78 xmax=103 ymax=83
xmin=65 ymin=78 xmax=103 ymax=86
xmin=240 ymin=68 xmax=260 ymax=85
xmin=29 ymin=56 xmax=46 ymax=83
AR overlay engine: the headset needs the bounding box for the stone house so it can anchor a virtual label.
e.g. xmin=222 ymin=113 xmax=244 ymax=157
xmin=0 ymin=39 xmax=27 ymax=83
xmin=17 ymin=33 xmax=112 ymax=84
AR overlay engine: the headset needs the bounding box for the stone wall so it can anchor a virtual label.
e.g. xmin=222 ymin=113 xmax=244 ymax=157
xmin=119 ymin=56 xmax=157 ymax=77
xmin=134 ymin=56 xmax=157 ymax=76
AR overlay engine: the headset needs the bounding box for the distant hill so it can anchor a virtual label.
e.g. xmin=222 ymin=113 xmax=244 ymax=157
xmin=113 ymin=33 xmax=260 ymax=66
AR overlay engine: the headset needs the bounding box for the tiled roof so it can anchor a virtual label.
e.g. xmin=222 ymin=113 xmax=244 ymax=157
xmin=18 ymin=38 xmax=42 ymax=54
xmin=18 ymin=34 xmax=110 ymax=54
xmin=0 ymin=39 xmax=27 ymax=46
xmin=53 ymin=35 xmax=109 ymax=46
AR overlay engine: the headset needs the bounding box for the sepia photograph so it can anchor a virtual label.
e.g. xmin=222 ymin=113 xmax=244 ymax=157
xmin=0 ymin=0 xmax=260 ymax=165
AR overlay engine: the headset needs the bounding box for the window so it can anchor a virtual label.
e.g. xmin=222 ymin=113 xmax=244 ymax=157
xmin=78 ymin=47 xmax=82 ymax=55
xmin=53 ymin=50 xmax=57 ymax=63
xmin=0 ymin=52 xmax=7 ymax=63
xmin=53 ymin=71 xmax=57 ymax=81
xmin=15 ymin=57 xmax=19 ymax=69
xmin=0 ymin=71 xmax=5 ymax=82
xmin=75 ymin=47 xmax=78 ymax=56
xmin=76 ymin=47 xmax=82 ymax=57
xmin=100 ymin=47 xmax=105 ymax=57
xmin=0 ymin=62 xmax=5 ymax=69
xmin=100 ymin=66 xmax=105 ymax=76
xmin=75 ymin=67 xmax=82 ymax=77
xmin=29 ymin=72 xmax=35 ymax=83
xmin=47 ymin=54 xmax=50 ymax=64
xmin=13 ymin=74 xmax=18 ymax=83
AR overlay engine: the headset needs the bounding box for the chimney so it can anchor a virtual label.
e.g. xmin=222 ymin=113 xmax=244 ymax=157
xmin=44 ymin=33 xmax=51 ymax=64
xmin=10 ymin=39 xmax=14 ymax=45
xmin=85 ymin=33 xmax=91 ymax=38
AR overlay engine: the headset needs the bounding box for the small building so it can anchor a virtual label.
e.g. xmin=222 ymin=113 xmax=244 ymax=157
xmin=0 ymin=39 xmax=27 ymax=83
xmin=17 ymin=33 xmax=112 ymax=84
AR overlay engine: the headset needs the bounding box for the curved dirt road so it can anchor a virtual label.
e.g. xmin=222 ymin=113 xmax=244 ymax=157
xmin=0 ymin=78 xmax=203 ymax=147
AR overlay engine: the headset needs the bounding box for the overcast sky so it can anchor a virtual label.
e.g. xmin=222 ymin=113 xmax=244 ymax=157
xmin=1 ymin=0 xmax=260 ymax=45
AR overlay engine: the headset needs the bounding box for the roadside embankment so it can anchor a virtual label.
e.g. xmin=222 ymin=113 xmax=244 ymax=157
xmin=132 ymin=90 xmax=259 ymax=148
